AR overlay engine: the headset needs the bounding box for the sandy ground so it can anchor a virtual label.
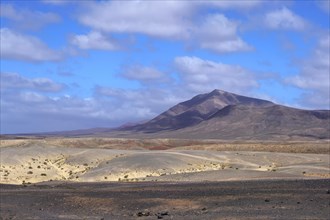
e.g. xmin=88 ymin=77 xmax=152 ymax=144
xmin=0 ymin=141 xmax=329 ymax=185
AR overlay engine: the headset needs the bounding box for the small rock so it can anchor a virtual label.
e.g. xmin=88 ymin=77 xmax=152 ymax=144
xmin=137 ymin=211 xmax=150 ymax=217
xmin=202 ymin=207 xmax=207 ymax=211
xmin=160 ymin=211 xmax=168 ymax=216
xmin=265 ymin=199 xmax=270 ymax=202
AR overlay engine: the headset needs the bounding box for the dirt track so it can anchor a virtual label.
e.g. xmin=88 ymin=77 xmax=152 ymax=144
xmin=1 ymin=179 xmax=329 ymax=220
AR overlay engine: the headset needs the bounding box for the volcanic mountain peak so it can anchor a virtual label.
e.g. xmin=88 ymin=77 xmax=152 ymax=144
xmin=118 ymin=89 xmax=329 ymax=140
xmin=121 ymin=89 xmax=329 ymax=140
xmin=130 ymin=89 xmax=274 ymax=132
xmin=161 ymin=89 xmax=272 ymax=117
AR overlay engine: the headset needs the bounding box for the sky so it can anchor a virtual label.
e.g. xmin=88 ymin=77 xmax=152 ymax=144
xmin=0 ymin=0 xmax=329 ymax=134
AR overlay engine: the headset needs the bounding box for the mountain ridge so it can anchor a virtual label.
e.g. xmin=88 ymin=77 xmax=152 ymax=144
xmin=119 ymin=89 xmax=329 ymax=140
xmin=128 ymin=89 xmax=275 ymax=133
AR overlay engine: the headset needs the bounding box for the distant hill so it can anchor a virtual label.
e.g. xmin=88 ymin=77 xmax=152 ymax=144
xmin=119 ymin=89 xmax=330 ymax=140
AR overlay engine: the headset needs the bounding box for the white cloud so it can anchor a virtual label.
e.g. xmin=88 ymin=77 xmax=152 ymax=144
xmin=0 ymin=75 xmax=109 ymax=133
xmin=264 ymin=7 xmax=306 ymax=30
xmin=94 ymin=87 xmax=181 ymax=118
xmin=121 ymin=65 xmax=169 ymax=83
xmin=0 ymin=28 xmax=63 ymax=62
xmin=286 ymin=34 xmax=330 ymax=109
xmin=1 ymin=72 xmax=65 ymax=92
xmin=0 ymin=93 xmax=105 ymax=133
xmin=71 ymin=31 xmax=119 ymax=50
xmin=0 ymin=70 xmax=182 ymax=133
xmin=194 ymin=14 xmax=252 ymax=53
xmin=175 ymin=56 xmax=258 ymax=94
xmin=0 ymin=84 xmax=181 ymax=133
xmin=0 ymin=4 xmax=60 ymax=30
xmin=79 ymin=1 xmax=192 ymax=39
xmin=77 ymin=1 xmax=252 ymax=53
xmin=19 ymin=92 xmax=48 ymax=103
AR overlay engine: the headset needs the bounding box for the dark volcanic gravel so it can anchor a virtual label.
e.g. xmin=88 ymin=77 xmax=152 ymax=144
xmin=1 ymin=179 xmax=329 ymax=219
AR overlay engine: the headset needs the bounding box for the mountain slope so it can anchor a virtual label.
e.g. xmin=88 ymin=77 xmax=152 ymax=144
xmin=121 ymin=89 xmax=330 ymax=140
xmin=167 ymin=104 xmax=330 ymax=140
xmin=129 ymin=89 xmax=274 ymax=132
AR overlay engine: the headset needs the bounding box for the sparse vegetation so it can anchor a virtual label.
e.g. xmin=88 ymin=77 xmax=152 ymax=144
xmin=0 ymin=137 xmax=329 ymax=186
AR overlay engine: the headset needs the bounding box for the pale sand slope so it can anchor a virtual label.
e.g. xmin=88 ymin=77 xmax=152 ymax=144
xmin=1 ymin=144 xmax=329 ymax=185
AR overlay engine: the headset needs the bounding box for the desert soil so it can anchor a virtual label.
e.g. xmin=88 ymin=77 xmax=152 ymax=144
xmin=1 ymin=143 xmax=329 ymax=184
xmin=1 ymin=179 xmax=330 ymax=220
xmin=0 ymin=138 xmax=329 ymax=219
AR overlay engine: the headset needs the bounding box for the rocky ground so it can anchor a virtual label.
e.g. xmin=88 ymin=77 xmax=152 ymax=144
xmin=1 ymin=179 xmax=330 ymax=220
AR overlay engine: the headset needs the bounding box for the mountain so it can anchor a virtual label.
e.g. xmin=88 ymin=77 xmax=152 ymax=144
xmin=121 ymin=89 xmax=330 ymax=140
xmin=167 ymin=104 xmax=330 ymax=140
xmin=129 ymin=89 xmax=274 ymax=132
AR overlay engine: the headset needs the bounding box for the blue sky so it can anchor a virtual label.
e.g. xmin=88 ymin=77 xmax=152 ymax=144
xmin=1 ymin=0 xmax=329 ymax=134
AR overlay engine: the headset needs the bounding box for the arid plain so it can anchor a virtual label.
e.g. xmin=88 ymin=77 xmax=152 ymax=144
xmin=1 ymin=137 xmax=329 ymax=219
xmin=1 ymin=138 xmax=330 ymax=184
